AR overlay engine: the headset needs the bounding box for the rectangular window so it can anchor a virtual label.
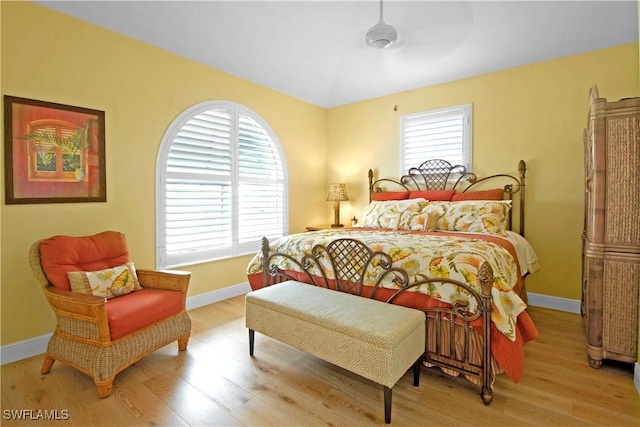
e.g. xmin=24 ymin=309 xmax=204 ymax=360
xmin=400 ymin=104 xmax=472 ymax=173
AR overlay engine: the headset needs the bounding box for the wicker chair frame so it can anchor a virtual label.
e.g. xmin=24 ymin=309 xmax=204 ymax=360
xmin=29 ymin=239 xmax=192 ymax=398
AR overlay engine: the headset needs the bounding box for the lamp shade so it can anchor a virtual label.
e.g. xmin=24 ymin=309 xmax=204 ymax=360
xmin=326 ymin=184 xmax=349 ymax=202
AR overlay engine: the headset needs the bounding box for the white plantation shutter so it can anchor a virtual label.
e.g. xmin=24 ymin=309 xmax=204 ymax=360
xmin=157 ymin=102 xmax=287 ymax=268
xmin=400 ymin=104 xmax=472 ymax=173
xmin=165 ymin=110 xmax=233 ymax=258
xmin=237 ymin=115 xmax=284 ymax=251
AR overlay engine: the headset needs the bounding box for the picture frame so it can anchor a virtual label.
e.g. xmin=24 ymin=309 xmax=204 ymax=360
xmin=4 ymin=96 xmax=106 ymax=204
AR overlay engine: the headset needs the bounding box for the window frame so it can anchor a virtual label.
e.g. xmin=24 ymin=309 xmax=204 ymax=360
xmin=26 ymin=120 xmax=88 ymax=182
xmin=156 ymin=100 xmax=288 ymax=269
xmin=399 ymin=103 xmax=473 ymax=174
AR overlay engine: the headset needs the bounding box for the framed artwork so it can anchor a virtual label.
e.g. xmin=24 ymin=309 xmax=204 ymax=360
xmin=4 ymin=96 xmax=106 ymax=204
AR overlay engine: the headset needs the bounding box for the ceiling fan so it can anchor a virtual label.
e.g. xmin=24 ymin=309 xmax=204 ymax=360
xmin=365 ymin=0 xmax=398 ymax=49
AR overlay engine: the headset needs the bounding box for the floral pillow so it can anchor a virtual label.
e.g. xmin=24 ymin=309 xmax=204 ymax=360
xmin=359 ymin=198 xmax=428 ymax=229
xmin=397 ymin=210 xmax=439 ymax=231
xmin=422 ymin=201 xmax=511 ymax=236
xmin=68 ymin=262 xmax=142 ymax=299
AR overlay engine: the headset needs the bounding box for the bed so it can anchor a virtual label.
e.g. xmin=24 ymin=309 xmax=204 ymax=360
xmin=246 ymin=159 xmax=540 ymax=403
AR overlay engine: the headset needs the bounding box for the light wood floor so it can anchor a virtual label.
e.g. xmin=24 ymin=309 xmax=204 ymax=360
xmin=2 ymin=296 xmax=639 ymax=426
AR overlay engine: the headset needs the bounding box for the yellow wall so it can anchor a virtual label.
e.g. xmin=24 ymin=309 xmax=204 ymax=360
xmin=326 ymin=43 xmax=639 ymax=300
xmin=0 ymin=2 xmax=327 ymax=345
xmin=1 ymin=1 xmax=639 ymax=348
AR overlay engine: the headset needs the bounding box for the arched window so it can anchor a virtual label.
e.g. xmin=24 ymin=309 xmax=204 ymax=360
xmin=156 ymin=101 xmax=287 ymax=268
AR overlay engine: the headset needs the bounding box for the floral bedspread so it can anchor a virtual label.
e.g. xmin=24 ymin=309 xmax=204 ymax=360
xmin=247 ymin=229 xmax=526 ymax=342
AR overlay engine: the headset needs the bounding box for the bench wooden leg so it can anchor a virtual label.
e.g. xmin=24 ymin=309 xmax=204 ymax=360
xmin=249 ymin=329 xmax=255 ymax=356
xmin=384 ymin=386 xmax=392 ymax=424
xmin=413 ymin=358 xmax=421 ymax=386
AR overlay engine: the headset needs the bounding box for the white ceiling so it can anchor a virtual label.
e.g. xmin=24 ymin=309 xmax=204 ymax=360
xmin=37 ymin=1 xmax=639 ymax=108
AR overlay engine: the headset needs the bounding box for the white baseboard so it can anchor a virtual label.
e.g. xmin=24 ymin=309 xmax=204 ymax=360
xmin=527 ymin=292 xmax=581 ymax=314
xmin=0 ymin=333 xmax=52 ymax=366
xmin=185 ymin=281 xmax=251 ymax=311
xmin=635 ymin=363 xmax=640 ymax=395
xmin=0 ymin=281 xmax=252 ymax=366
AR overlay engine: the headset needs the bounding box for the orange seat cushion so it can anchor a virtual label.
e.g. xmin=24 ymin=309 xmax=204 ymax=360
xmin=106 ymin=288 xmax=185 ymax=340
xmin=39 ymin=231 xmax=131 ymax=290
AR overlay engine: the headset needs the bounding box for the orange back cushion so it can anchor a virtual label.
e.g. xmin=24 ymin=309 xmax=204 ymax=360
xmin=39 ymin=231 xmax=131 ymax=291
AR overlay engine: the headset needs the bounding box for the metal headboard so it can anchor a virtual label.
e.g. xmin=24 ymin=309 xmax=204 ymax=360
xmin=368 ymin=159 xmax=527 ymax=237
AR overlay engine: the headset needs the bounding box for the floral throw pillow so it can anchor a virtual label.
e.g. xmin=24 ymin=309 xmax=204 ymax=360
xmin=68 ymin=262 xmax=142 ymax=299
xmin=359 ymin=199 xmax=428 ymax=229
xmin=443 ymin=200 xmax=511 ymax=235
xmin=422 ymin=201 xmax=511 ymax=236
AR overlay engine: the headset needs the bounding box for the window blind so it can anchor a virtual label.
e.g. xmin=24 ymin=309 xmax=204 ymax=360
xmin=401 ymin=104 xmax=472 ymax=172
xmin=165 ymin=110 xmax=233 ymax=255
xmin=237 ymin=115 xmax=284 ymax=248
xmin=159 ymin=104 xmax=286 ymax=268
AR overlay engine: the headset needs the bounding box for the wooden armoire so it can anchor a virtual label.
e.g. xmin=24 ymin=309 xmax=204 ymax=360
xmin=582 ymin=85 xmax=640 ymax=368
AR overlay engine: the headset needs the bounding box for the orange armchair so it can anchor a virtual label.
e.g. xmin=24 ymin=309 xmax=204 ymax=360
xmin=29 ymin=231 xmax=191 ymax=398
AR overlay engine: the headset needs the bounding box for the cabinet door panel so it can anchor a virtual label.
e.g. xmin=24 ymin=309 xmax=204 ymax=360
xmin=604 ymin=115 xmax=640 ymax=245
xmin=602 ymin=258 xmax=640 ymax=359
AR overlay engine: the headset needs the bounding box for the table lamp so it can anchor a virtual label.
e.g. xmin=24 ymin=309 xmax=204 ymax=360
xmin=326 ymin=183 xmax=349 ymax=227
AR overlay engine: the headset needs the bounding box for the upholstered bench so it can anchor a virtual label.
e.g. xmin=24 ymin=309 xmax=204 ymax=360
xmin=245 ymin=280 xmax=426 ymax=424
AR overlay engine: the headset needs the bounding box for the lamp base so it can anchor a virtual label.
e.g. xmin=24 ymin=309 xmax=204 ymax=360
xmin=331 ymin=201 xmax=344 ymax=229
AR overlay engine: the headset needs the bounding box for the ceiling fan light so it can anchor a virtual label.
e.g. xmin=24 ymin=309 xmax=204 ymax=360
xmin=365 ymin=21 xmax=397 ymax=49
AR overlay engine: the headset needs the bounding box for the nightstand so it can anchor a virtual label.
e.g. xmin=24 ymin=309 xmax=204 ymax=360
xmin=305 ymin=225 xmax=352 ymax=231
